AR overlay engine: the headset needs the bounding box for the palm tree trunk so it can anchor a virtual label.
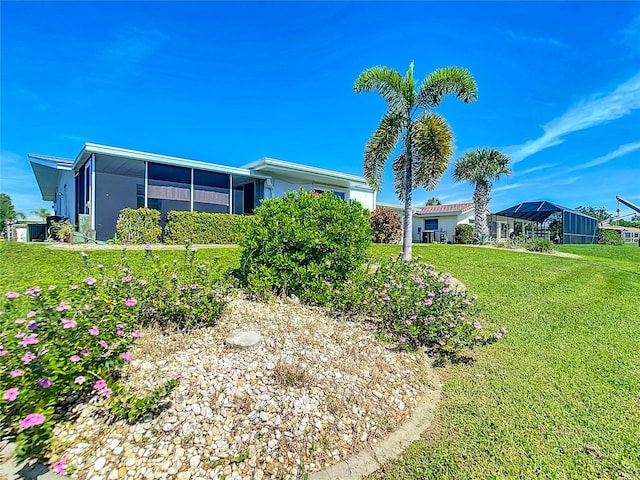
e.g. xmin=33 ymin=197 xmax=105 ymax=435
xmin=402 ymin=138 xmax=413 ymax=261
xmin=473 ymin=180 xmax=490 ymax=243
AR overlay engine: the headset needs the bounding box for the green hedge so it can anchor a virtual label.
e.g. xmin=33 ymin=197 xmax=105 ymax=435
xmin=116 ymin=208 xmax=161 ymax=244
xmin=163 ymin=211 xmax=252 ymax=245
xmin=455 ymin=224 xmax=474 ymax=244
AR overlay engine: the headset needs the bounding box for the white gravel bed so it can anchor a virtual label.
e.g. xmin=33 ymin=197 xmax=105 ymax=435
xmin=51 ymin=298 xmax=430 ymax=480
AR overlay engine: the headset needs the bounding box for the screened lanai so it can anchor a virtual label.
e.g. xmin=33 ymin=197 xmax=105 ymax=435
xmin=491 ymin=201 xmax=598 ymax=244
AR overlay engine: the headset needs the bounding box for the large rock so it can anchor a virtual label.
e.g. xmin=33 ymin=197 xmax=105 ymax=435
xmin=225 ymin=330 xmax=263 ymax=350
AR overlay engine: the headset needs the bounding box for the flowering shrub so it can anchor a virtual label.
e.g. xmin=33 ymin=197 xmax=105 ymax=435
xmin=370 ymin=207 xmax=402 ymax=243
xmin=136 ymin=241 xmax=234 ymax=329
xmin=330 ymin=256 xmax=505 ymax=361
xmin=0 ymin=245 xmax=233 ymax=462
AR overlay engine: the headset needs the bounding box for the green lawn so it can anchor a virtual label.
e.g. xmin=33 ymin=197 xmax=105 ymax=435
xmin=1 ymin=242 xmax=639 ymax=478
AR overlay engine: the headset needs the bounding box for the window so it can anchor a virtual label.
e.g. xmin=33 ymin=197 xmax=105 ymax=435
xmin=194 ymin=169 xmax=230 ymax=214
xmin=424 ymin=219 xmax=438 ymax=231
xmin=313 ymin=189 xmax=345 ymax=200
xmin=148 ymin=163 xmax=191 ymax=216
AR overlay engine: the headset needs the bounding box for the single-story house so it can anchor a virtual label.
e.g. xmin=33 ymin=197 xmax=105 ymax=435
xmin=376 ymin=202 xmax=476 ymax=243
xmin=29 ymin=143 xmax=376 ymax=241
xmin=601 ymin=224 xmax=640 ymax=244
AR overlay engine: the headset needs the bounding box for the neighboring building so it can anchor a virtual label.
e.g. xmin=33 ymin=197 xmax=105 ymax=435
xmin=601 ymin=224 xmax=640 ymax=244
xmin=29 ymin=143 xmax=376 ymax=241
xmin=492 ymin=201 xmax=598 ymax=244
xmin=376 ymin=201 xmax=475 ymax=243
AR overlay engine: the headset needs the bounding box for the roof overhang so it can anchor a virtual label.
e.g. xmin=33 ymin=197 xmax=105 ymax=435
xmin=28 ymin=154 xmax=73 ymax=201
xmin=73 ymin=143 xmax=265 ymax=178
xmin=243 ymin=157 xmax=371 ymax=189
xmin=493 ymin=201 xmax=597 ymax=223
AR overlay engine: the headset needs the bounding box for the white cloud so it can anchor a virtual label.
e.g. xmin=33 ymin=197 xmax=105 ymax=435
xmin=493 ymin=183 xmax=522 ymax=193
xmin=506 ymin=30 xmax=566 ymax=48
xmin=505 ymin=73 xmax=640 ymax=163
xmin=620 ymin=14 xmax=640 ymax=55
xmin=569 ymin=142 xmax=640 ymax=172
xmin=517 ymin=163 xmax=558 ymax=175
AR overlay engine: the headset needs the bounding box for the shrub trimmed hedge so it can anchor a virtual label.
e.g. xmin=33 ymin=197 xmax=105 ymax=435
xmin=163 ymin=211 xmax=252 ymax=245
xmin=238 ymin=189 xmax=371 ymax=300
xmin=598 ymin=229 xmax=623 ymax=246
xmin=455 ymin=224 xmax=474 ymax=244
xmin=115 ymin=208 xmax=161 ymax=244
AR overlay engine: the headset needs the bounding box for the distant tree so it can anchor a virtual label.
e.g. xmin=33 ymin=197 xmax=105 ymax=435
xmin=611 ymin=218 xmax=640 ymax=229
xmin=426 ymin=197 xmax=442 ymax=206
xmin=0 ymin=193 xmax=24 ymax=236
xmin=31 ymin=207 xmax=52 ymax=222
xmin=453 ymin=148 xmax=511 ymax=243
xmin=354 ymin=62 xmax=478 ymax=260
xmin=575 ymin=206 xmax=613 ymax=223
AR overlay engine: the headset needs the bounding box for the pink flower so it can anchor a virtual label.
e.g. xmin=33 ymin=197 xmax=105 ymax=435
xmin=88 ymin=326 xmax=99 ymax=335
xmin=81 ymin=348 xmax=89 ymax=356
xmin=0 ymin=350 xmax=7 ymax=357
xmin=145 ymin=243 xmax=152 ymax=250
xmin=101 ymin=388 xmax=113 ymax=398
xmin=19 ymin=413 xmax=46 ymax=428
xmin=365 ymin=323 xmax=374 ymax=330
xmin=75 ymin=376 xmax=85 ymax=384
xmin=190 ymin=284 xmax=197 ymax=289
xmin=502 ymin=327 xmax=509 ymax=334
xmin=27 ymin=311 xmax=37 ymax=318
xmin=52 ymin=460 xmax=66 ymax=475
xmin=3 ymin=388 xmax=19 ymax=401
xmin=38 ymin=378 xmax=52 ymax=388
xmin=494 ymin=331 xmax=503 ymax=339
xmin=15 ymin=332 xmax=25 ymax=338
xmin=10 ymin=370 xmax=23 ymax=377
xmin=424 ymin=298 xmax=433 ymax=306
xmin=171 ymin=273 xmax=177 ymax=280
xmin=5 ymin=291 xmax=20 ymax=299
xmin=70 ymin=284 xmax=78 ymax=290
xmin=62 ymin=319 xmax=77 ymax=329
xmin=70 ymin=355 xmax=81 ymax=363
xmin=132 ymin=331 xmax=141 ymax=338
xmin=21 ymin=352 xmax=36 ymax=363
xmin=84 ymin=277 xmax=97 ymax=286
xmin=84 ymin=304 xmax=94 ymax=310
xmin=80 ymin=251 xmax=88 ymax=257
xmin=56 ymin=303 xmax=71 ymax=311
xmin=19 ymin=334 xmax=39 ymax=346
xmin=121 ymin=352 xmax=133 ymax=362
xmin=15 ymin=318 xmax=26 ymax=324
xmin=25 ymin=287 xmax=41 ymax=295
xmin=48 ymin=285 xmax=56 ymax=291
xmin=93 ymin=379 xmax=107 ymax=390
xmin=121 ymin=275 xmax=132 ymax=283
xmin=474 ymin=321 xmax=482 ymax=329
xmin=124 ymin=298 xmax=137 ymax=307
xmin=115 ymin=329 xmax=124 ymax=336
xmin=98 ymin=340 xmax=108 ymax=349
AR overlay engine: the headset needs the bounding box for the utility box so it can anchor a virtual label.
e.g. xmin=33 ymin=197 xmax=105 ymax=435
xmin=15 ymin=225 xmax=28 ymax=242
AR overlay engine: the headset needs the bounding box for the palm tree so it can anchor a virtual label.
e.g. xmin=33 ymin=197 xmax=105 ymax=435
xmin=453 ymin=148 xmax=512 ymax=243
xmin=31 ymin=207 xmax=52 ymax=222
xmin=426 ymin=197 xmax=442 ymax=206
xmin=354 ymin=62 xmax=477 ymax=260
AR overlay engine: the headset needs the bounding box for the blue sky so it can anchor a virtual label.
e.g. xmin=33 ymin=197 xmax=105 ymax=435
xmin=1 ymin=1 xmax=639 ymax=219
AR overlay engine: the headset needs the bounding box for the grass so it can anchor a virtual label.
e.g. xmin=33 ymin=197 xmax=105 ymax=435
xmin=1 ymin=241 xmax=639 ymax=478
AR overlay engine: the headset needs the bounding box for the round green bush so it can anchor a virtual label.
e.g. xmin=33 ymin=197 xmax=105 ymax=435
xmin=238 ymin=190 xmax=371 ymax=301
xmin=454 ymin=224 xmax=474 ymax=244
xmin=598 ymin=229 xmax=623 ymax=246
xmin=524 ymin=237 xmax=554 ymax=253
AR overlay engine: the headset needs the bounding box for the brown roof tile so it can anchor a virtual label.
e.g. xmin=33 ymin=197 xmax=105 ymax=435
xmin=414 ymin=203 xmax=475 ymax=215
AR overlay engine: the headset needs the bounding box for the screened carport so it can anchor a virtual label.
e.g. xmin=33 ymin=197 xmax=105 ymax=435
xmin=492 ymin=201 xmax=598 ymax=244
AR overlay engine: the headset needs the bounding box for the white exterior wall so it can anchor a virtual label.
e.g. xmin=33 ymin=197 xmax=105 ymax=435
xmin=412 ymin=210 xmax=475 ymax=243
xmin=347 ymin=188 xmax=375 ymax=211
xmin=55 ymin=170 xmax=76 ymax=219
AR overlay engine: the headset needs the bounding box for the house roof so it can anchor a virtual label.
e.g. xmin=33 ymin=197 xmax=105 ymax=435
xmin=242 ymin=157 xmax=370 ymax=189
xmin=414 ymin=203 xmax=475 ymax=216
xmin=602 ymin=225 xmax=640 ymax=233
xmin=493 ymin=201 xmax=596 ymax=223
xmin=28 ymin=154 xmax=74 ymax=201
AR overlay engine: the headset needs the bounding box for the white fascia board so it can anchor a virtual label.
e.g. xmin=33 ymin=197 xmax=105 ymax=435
xmin=28 ymin=154 xmax=73 ymax=170
xmin=244 ymin=157 xmax=370 ymax=188
xmin=73 ymin=143 xmax=254 ymax=177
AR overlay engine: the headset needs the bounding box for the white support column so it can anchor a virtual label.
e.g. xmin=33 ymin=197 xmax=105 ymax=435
xmin=190 ymin=168 xmax=194 ymax=212
xmin=229 ymin=174 xmax=233 ymax=214
xmin=90 ymin=153 xmax=96 ymax=231
xmin=144 ymin=162 xmax=148 ymax=208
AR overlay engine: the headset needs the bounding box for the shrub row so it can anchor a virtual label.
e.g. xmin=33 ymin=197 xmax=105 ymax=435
xmin=115 ymin=208 xmax=250 ymax=245
xmin=370 ymin=207 xmax=402 ymax=243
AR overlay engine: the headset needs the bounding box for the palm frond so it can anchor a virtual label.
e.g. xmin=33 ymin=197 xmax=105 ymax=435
xmin=416 ymin=67 xmax=478 ymax=109
xmin=453 ymin=147 xmax=512 ymax=185
xmin=391 ymin=152 xmax=408 ymax=200
xmin=354 ymin=65 xmax=415 ymax=113
xmin=363 ymin=112 xmax=402 ymax=190
xmin=412 ymin=113 xmax=455 ymax=191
